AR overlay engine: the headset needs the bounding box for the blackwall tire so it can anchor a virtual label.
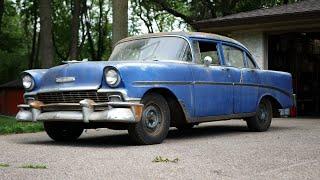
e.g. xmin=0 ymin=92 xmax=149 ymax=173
xmin=246 ymin=98 xmax=273 ymax=132
xmin=128 ymin=93 xmax=170 ymax=145
xmin=44 ymin=122 xmax=84 ymax=142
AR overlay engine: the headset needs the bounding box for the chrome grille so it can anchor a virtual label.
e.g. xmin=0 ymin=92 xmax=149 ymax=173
xmin=37 ymin=91 xmax=110 ymax=104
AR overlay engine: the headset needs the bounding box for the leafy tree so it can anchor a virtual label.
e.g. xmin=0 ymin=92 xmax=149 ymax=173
xmin=0 ymin=0 xmax=302 ymax=84
xmin=146 ymin=0 xmax=302 ymax=30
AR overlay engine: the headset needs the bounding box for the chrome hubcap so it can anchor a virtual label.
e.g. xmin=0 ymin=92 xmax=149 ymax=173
xmin=258 ymin=103 xmax=268 ymax=123
xmin=143 ymin=105 xmax=161 ymax=130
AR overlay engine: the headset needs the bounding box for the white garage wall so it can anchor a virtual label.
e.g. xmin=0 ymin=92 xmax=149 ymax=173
xmin=229 ymin=31 xmax=268 ymax=69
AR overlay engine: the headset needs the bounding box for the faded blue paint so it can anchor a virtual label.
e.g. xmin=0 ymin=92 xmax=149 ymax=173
xmin=22 ymin=32 xmax=293 ymax=123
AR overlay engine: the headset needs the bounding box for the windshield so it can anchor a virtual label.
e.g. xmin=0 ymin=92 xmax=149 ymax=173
xmin=109 ymin=37 xmax=191 ymax=61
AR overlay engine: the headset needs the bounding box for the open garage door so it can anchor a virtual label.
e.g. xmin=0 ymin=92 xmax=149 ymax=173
xmin=268 ymin=32 xmax=320 ymax=116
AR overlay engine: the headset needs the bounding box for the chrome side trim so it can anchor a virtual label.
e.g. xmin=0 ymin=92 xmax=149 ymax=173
xmin=55 ymin=77 xmax=76 ymax=83
xmin=133 ymin=81 xmax=193 ymax=86
xmin=132 ymin=81 xmax=292 ymax=97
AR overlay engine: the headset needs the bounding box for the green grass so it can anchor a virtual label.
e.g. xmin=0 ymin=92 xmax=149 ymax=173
xmin=20 ymin=164 xmax=47 ymax=169
xmin=0 ymin=163 xmax=10 ymax=168
xmin=152 ymin=156 xmax=179 ymax=163
xmin=0 ymin=115 xmax=43 ymax=135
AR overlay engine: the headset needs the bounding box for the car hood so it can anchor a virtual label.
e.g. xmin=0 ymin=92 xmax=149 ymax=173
xmin=39 ymin=61 xmax=123 ymax=92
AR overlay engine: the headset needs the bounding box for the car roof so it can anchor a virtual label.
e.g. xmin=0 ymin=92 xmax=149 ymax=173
xmin=117 ymin=31 xmax=248 ymax=51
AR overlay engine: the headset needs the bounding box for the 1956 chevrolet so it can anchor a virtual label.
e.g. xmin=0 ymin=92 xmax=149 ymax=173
xmin=16 ymin=32 xmax=293 ymax=145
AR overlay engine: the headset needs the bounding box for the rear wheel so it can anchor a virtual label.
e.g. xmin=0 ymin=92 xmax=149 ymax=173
xmin=128 ymin=93 xmax=170 ymax=145
xmin=246 ymin=99 xmax=273 ymax=132
xmin=44 ymin=122 xmax=84 ymax=142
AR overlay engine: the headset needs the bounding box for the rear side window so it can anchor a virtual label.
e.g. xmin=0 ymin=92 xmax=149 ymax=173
xmin=222 ymin=45 xmax=245 ymax=68
xmin=193 ymin=40 xmax=220 ymax=65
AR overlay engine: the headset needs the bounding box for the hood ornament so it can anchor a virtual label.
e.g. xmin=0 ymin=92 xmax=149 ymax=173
xmin=56 ymin=77 xmax=75 ymax=83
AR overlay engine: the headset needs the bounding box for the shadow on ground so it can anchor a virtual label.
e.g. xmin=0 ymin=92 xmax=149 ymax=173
xmin=16 ymin=124 xmax=292 ymax=148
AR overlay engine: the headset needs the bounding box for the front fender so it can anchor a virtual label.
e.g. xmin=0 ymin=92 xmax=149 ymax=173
xmin=102 ymin=61 xmax=195 ymax=118
xmin=22 ymin=69 xmax=48 ymax=91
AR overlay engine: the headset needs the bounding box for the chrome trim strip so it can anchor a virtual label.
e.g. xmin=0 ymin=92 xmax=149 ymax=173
xmin=55 ymin=77 xmax=76 ymax=83
xmin=133 ymin=81 xmax=193 ymax=85
xmin=133 ymin=81 xmax=292 ymax=97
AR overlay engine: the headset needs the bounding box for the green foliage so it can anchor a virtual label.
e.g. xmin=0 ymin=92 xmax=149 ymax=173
xmin=0 ymin=0 xmax=302 ymax=84
xmin=0 ymin=115 xmax=44 ymax=134
xmin=152 ymin=156 xmax=179 ymax=163
xmin=20 ymin=164 xmax=47 ymax=169
xmin=0 ymin=0 xmax=30 ymax=84
xmin=0 ymin=163 xmax=10 ymax=168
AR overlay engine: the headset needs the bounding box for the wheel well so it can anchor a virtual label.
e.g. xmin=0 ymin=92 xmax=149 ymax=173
xmin=261 ymin=95 xmax=282 ymax=117
xmin=142 ymin=88 xmax=188 ymax=127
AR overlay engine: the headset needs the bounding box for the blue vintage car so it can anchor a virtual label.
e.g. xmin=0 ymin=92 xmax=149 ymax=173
xmin=16 ymin=32 xmax=293 ymax=145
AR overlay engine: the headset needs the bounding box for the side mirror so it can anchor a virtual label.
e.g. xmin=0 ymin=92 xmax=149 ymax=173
xmin=203 ymin=56 xmax=212 ymax=67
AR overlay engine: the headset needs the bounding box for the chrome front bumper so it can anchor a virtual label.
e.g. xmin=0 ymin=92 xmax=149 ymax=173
xmin=16 ymin=99 xmax=143 ymax=123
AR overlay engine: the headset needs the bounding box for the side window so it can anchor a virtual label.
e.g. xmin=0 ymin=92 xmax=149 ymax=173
xmin=222 ymin=45 xmax=245 ymax=68
xmin=193 ymin=40 xmax=220 ymax=65
xmin=245 ymin=53 xmax=257 ymax=69
xmin=182 ymin=44 xmax=192 ymax=62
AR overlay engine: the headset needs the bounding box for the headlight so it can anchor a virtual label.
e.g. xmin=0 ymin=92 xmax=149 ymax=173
xmin=105 ymin=68 xmax=121 ymax=87
xmin=22 ymin=74 xmax=35 ymax=90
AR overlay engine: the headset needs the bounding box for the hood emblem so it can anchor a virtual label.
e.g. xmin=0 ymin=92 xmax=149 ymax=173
xmin=56 ymin=77 xmax=75 ymax=83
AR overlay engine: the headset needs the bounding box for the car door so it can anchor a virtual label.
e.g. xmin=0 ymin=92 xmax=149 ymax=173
xmin=220 ymin=44 xmax=246 ymax=114
xmin=236 ymin=53 xmax=260 ymax=113
xmin=190 ymin=39 xmax=234 ymax=118
xmin=221 ymin=43 xmax=260 ymax=114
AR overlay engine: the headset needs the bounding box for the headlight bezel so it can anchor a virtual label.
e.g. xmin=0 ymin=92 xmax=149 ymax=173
xmin=22 ymin=74 xmax=35 ymax=91
xmin=104 ymin=68 xmax=121 ymax=88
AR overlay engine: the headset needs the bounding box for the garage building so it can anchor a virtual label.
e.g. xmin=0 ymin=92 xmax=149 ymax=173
xmin=194 ymin=0 xmax=320 ymax=116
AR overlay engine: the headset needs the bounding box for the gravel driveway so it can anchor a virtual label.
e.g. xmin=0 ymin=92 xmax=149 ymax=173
xmin=0 ymin=118 xmax=319 ymax=180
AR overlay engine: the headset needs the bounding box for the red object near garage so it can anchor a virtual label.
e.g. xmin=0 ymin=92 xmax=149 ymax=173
xmin=0 ymin=80 xmax=24 ymax=116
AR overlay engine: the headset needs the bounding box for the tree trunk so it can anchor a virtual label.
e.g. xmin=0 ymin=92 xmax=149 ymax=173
xmin=69 ymin=0 xmax=81 ymax=60
xmin=97 ymin=0 xmax=104 ymax=60
xmin=39 ymin=0 xmax=54 ymax=68
xmin=112 ymin=0 xmax=128 ymax=47
xmin=85 ymin=21 xmax=97 ymax=60
xmin=0 ymin=0 xmax=4 ymax=33
xmin=29 ymin=2 xmax=38 ymax=69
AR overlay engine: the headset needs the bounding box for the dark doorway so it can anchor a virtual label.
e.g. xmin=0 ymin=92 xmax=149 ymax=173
xmin=268 ymin=32 xmax=320 ymax=116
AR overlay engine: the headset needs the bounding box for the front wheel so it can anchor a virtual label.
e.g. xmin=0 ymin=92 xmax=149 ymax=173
xmin=246 ymin=99 xmax=273 ymax=132
xmin=44 ymin=122 xmax=84 ymax=142
xmin=128 ymin=93 xmax=170 ymax=145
